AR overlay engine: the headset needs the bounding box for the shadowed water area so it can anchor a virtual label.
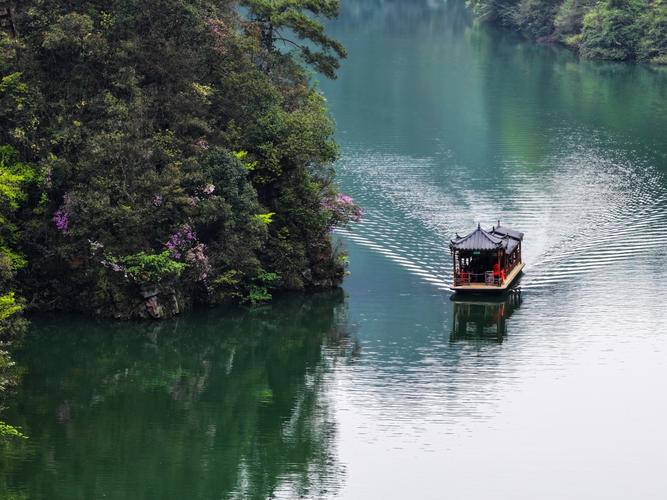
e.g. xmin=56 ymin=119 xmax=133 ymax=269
xmin=3 ymin=0 xmax=667 ymax=498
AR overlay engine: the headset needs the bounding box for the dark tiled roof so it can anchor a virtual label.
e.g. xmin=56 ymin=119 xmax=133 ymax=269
xmin=490 ymin=224 xmax=524 ymax=240
xmin=450 ymin=224 xmax=505 ymax=251
xmin=505 ymin=237 xmax=520 ymax=254
xmin=450 ymin=223 xmax=523 ymax=252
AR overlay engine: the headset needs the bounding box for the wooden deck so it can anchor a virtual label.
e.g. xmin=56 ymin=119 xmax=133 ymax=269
xmin=450 ymin=262 xmax=525 ymax=293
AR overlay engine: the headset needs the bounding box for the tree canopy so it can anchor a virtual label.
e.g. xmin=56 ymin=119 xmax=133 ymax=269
xmin=241 ymin=0 xmax=347 ymax=78
xmin=0 ymin=0 xmax=359 ymax=320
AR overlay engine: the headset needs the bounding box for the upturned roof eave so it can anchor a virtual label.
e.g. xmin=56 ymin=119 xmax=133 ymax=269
xmin=449 ymin=225 xmax=506 ymax=251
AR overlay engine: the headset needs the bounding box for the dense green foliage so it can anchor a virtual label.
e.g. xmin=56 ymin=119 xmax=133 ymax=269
xmin=0 ymin=143 xmax=30 ymax=442
xmin=0 ymin=0 xmax=357 ymax=319
xmin=468 ymin=0 xmax=667 ymax=63
xmin=0 ymin=146 xmax=31 ymax=324
xmin=111 ymin=251 xmax=187 ymax=285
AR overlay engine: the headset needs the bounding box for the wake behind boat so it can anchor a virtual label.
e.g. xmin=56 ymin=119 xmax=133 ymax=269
xmin=449 ymin=222 xmax=525 ymax=293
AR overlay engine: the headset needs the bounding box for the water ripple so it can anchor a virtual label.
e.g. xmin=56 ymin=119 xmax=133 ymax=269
xmin=336 ymin=131 xmax=667 ymax=292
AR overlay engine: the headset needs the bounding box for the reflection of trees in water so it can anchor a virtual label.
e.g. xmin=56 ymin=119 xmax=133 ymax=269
xmin=335 ymin=0 xmax=471 ymax=35
xmin=470 ymin=16 xmax=667 ymax=166
xmin=450 ymin=291 xmax=521 ymax=343
xmin=0 ymin=291 xmax=355 ymax=499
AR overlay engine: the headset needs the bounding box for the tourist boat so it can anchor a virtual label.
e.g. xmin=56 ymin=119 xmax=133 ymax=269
xmin=449 ymin=222 xmax=525 ymax=293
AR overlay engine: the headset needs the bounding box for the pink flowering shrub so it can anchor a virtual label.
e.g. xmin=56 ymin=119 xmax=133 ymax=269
xmin=52 ymin=194 xmax=74 ymax=233
xmin=206 ymin=18 xmax=231 ymax=55
xmin=165 ymin=224 xmax=197 ymax=259
xmin=165 ymin=226 xmax=211 ymax=282
xmin=52 ymin=209 xmax=69 ymax=232
xmin=322 ymin=193 xmax=362 ymax=229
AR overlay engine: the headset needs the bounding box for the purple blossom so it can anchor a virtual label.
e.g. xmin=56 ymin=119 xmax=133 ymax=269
xmin=336 ymin=194 xmax=353 ymax=204
xmin=166 ymin=224 xmax=198 ymax=260
xmin=53 ymin=193 xmax=75 ymax=233
xmin=322 ymin=192 xmax=362 ymax=230
xmin=202 ymin=183 xmax=215 ymax=195
xmin=53 ymin=208 xmax=69 ymax=232
xmin=152 ymin=194 xmax=163 ymax=207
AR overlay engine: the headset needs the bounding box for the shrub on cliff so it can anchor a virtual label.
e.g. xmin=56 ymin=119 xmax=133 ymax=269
xmin=0 ymin=145 xmax=30 ymax=440
xmin=510 ymin=0 xmax=561 ymax=40
xmin=637 ymin=0 xmax=667 ymax=63
xmin=0 ymin=145 xmax=31 ymax=338
xmin=579 ymin=0 xmax=642 ymax=60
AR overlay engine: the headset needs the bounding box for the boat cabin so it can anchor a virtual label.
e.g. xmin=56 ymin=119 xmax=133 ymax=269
xmin=449 ymin=222 xmax=524 ymax=292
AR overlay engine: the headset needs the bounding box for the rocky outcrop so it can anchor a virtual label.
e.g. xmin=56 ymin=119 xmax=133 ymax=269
xmin=89 ymin=281 xmax=189 ymax=321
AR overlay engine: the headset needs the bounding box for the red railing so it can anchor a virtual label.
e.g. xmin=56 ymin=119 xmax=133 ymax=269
xmin=455 ymin=263 xmax=517 ymax=286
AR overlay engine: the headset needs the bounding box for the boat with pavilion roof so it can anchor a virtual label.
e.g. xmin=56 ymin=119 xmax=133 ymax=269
xmin=449 ymin=222 xmax=525 ymax=293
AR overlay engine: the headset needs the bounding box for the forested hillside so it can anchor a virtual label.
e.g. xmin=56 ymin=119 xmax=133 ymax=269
xmin=0 ymin=0 xmax=358 ymax=321
xmin=469 ymin=0 xmax=667 ymax=63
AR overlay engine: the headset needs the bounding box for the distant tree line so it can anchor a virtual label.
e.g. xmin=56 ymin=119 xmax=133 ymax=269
xmin=468 ymin=0 xmax=667 ymax=63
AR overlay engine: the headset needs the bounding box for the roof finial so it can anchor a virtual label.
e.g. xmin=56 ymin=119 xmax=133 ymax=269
xmin=477 ymin=222 xmax=481 ymax=229
xmin=497 ymin=219 xmax=501 ymax=227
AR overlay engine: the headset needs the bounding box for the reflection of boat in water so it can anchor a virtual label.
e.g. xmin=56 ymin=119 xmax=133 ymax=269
xmin=449 ymin=222 xmax=525 ymax=293
xmin=450 ymin=290 xmax=522 ymax=342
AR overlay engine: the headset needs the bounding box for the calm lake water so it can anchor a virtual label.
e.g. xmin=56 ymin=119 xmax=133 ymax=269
xmin=3 ymin=0 xmax=667 ymax=498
